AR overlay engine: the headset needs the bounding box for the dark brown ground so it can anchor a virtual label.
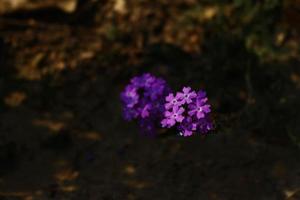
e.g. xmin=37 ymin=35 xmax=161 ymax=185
xmin=0 ymin=1 xmax=300 ymax=200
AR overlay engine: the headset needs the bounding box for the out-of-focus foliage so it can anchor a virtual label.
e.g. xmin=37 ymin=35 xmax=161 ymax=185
xmin=177 ymin=0 xmax=298 ymax=62
xmin=2 ymin=0 xmax=300 ymax=81
xmin=0 ymin=0 xmax=77 ymax=14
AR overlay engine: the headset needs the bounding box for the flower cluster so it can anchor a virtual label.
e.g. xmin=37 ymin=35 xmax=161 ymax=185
xmin=120 ymin=73 xmax=171 ymax=134
xmin=161 ymin=87 xmax=213 ymax=137
xmin=121 ymin=73 xmax=213 ymax=137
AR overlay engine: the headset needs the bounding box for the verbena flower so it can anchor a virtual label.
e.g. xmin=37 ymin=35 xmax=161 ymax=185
xmin=177 ymin=87 xmax=197 ymax=104
xmin=188 ymin=91 xmax=211 ymax=119
xmin=165 ymin=93 xmax=183 ymax=109
xmin=121 ymin=74 xmax=213 ymax=137
xmin=161 ymin=106 xmax=185 ymax=128
xmin=178 ymin=117 xmax=197 ymax=137
xmin=197 ymin=117 xmax=213 ymax=134
xmin=161 ymin=87 xmax=213 ymax=137
xmin=121 ymin=85 xmax=139 ymax=108
xmin=120 ymin=73 xmax=171 ymax=135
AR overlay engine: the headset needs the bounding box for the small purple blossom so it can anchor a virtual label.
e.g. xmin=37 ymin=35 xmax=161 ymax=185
xmin=194 ymin=116 xmax=214 ymax=134
xmin=177 ymin=87 xmax=197 ymax=104
xmin=140 ymin=103 xmax=151 ymax=118
xmin=145 ymin=78 xmax=170 ymax=101
xmin=120 ymin=85 xmax=139 ymax=108
xmin=131 ymin=73 xmax=155 ymax=88
xmin=188 ymin=95 xmax=211 ymax=119
xmin=165 ymin=93 xmax=183 ymax=109
xmin=161 ymin=106 xmax=185 ymax=128
xmin=178 ymin=117 xmax=197 ymax=137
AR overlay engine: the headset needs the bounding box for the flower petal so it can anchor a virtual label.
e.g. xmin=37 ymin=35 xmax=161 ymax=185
xmin=168 ymin=119 xmax=176 ymax=127
xmin=165 ymin=111 xmax=172 ymax=117
xmin=161 ymin=119 xmax=168 ymax=127
xmin=203 ymin=105 xmax=211 ymax=113
xmin=190 ymin=91 xmax=197 ymax=98
xmin=197 ymin=112 xmax=205 ymax=119
xmin=197 ymin=90 xmax=206 ymax=99
xmin=166 ymin=93 xmax=174 ymax=102
xmin=176 ymin=115 xmax=185 ymax=122
xmin=183 ymin=87 xmax=191 ymax=93
xmin=183 ymin=129 xmax=193 ymax=137
xmin=165 ymin=103 xmax=172 ymax=109
xmin=188 ymin=110 xmax=196 ymax=116
xmin=177 ymin=107 xmax=185 ymax=114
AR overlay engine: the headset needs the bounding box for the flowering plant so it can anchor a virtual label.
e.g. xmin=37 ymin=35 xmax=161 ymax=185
xmin=161 ymin=87 xmax=213 ymax=137
xmin=120 ymin=73 xmax=171 ymax=134
xmin=121 ymin=73 xmax=213 ymax=137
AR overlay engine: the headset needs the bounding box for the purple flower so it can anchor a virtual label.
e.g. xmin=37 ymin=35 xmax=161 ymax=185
xmin=177 ymin=87 xmax=197 ymax=104
xmin=178 ymin=117 xmax=197 ymax=137
xmin=161 ymin=87 xmax=213 ymax=136
xmin=120 ymin=73 xmax=171 ymax=135
xmin=161 ymin=106 xmax=185 ymax=128
xmin=180 ymin=129 xmax=193 ymax=137
xmin=120 ymin=85 xmax=139 ymax=108
xmin=145 ymin=79 xmax=169 ymax=101
xmin=141 ymin=104 xmax=151 ymax=118
xmin=165 ymin=93 xmax=183 ymax=109
xmin=197 ymin=90 xmax=207 ymax=99
xmin=131 ymin=73 xmax=155 ymax=88
xmin=197 ymin=117 xmax=213 ymax=134
xmin=122 ymin=107 xmax=139 ymax=121
xmin=188 ymin=94 xmax=211 ymax=119
xmin=121 ymin=75 xmax=214 ymax=137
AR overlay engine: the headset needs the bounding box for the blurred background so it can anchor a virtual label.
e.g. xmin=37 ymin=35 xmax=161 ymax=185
xmin=0 ymin=0 xmax=300 ymax=199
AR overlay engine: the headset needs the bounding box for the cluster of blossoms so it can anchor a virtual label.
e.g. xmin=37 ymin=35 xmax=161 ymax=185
xmin=120 ymin=73 xmax=171 ymax=134
xmin=121 ymin=73 xmax=213 ymax=137
xmin=161 ymin=87 xmax=213 ymax=137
